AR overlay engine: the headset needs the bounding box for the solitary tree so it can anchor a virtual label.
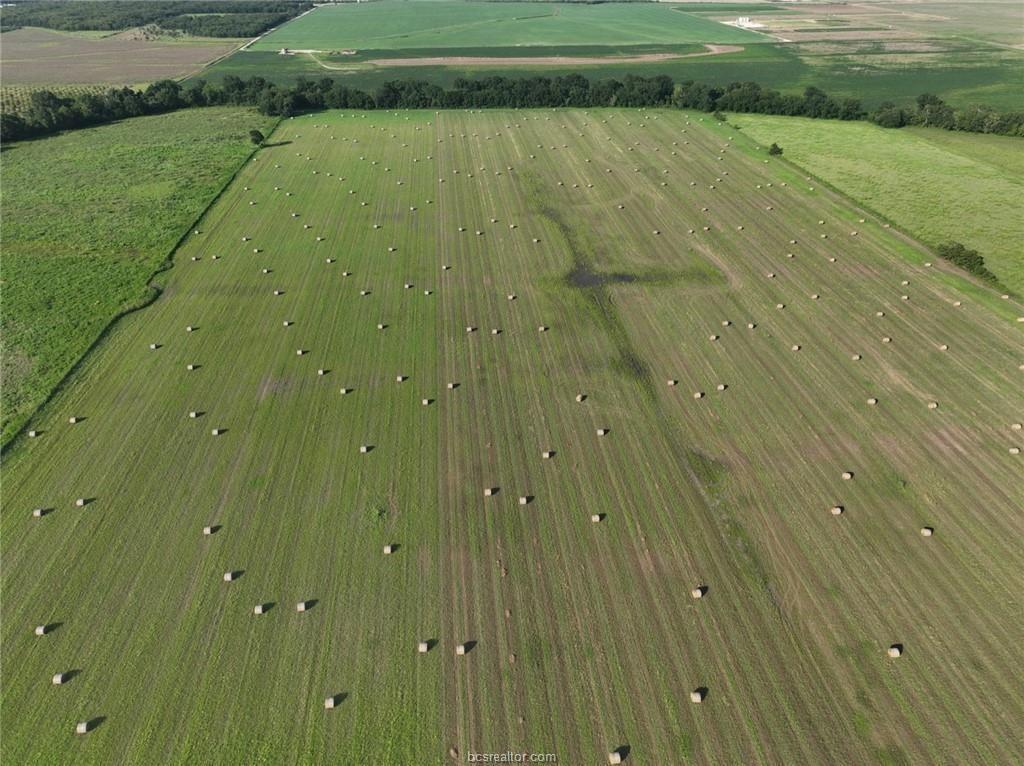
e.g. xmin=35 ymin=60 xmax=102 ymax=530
xmin=768 ymin=142 xmax=783 ymax=156
xmin=249 ymin=129 xmax=265 ymax=146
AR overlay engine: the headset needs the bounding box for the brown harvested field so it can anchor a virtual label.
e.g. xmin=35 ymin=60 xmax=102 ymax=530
xmin=781 ymin=29 xmax=920 ymax=42
xmin=357 ymin=44 xmax=744 ymax=69
xmin=0 ymin=27 xmax=238 ymax=85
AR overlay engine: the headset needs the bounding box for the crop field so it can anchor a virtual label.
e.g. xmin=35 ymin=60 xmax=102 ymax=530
xmin=732 ymin=115 xmax=1024 ymax=294
xmin=200 ymin=0 xmax=1024 ymax=111
xmin=0 ymin=107 xmax=276 ymax=447
xmin=0 ymin=26 xmax=239 ymax=85
xmin=2 ymin=109 xmax=1023 ymax=764
xmin=249 ymin=1 xmax=763 ymax=52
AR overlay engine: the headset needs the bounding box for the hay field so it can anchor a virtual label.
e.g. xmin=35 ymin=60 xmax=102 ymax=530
xmin=249 ymin=1 xmax=762 ymax=51
xmin=2 ymin=109 xmax=1022 ymax=765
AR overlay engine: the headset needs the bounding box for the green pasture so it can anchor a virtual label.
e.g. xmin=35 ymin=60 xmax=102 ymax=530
xmin=249 ymin=1 xmax=764 ymax=51
xmin=731 ymin=115 xmax=1024 ymax=293
xmin=0 ymin=107 xmax=276 ymax=445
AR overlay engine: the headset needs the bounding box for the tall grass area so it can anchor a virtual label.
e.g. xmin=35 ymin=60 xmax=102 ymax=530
xmin=731 ymin=115 xmax=1024 ymax=293
xmin=0 ymin=107 xmax=275 ymax=445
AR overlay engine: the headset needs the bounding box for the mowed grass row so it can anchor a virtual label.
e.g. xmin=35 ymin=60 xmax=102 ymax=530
xmin=2 ymin=109 xmax=1023 ymax=764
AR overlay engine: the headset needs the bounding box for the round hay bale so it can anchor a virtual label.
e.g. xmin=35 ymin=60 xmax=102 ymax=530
xmin=690 ymin=689 xmax=705 ymax=704
xmin=920 ymin=527 xmax=934 ymax=537
xmin=841 ymin=471 xmax=853 ymax=480
xmin=830 ymin=505 xmax=844 ymax=516
xmin=887 ymin=645 xmax=902 ymax=658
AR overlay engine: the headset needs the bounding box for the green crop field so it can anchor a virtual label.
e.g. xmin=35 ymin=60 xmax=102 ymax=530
xmin=250 ymin=1 xmax=764 ymax=51
xmin=2 ymin=109 xmax=1023 ymax=764
xmin=0 ymin=107 xmax=277 ymax=446
xmin=206 ymin=39 xmax=1024 ymax=112
xmin=730 ymin=115 xmax=1024 ymax=294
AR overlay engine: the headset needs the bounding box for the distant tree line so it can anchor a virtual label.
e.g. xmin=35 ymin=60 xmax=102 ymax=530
xmin=0 ymin=1 xmax=312 ymax=37
xmin=674 ymin=80 xmax=865 ymax=121
xmin=3 ymin=75 xmax=1023 ymax=144
xmin=869 ymin=93 xmax=1024 ymax=137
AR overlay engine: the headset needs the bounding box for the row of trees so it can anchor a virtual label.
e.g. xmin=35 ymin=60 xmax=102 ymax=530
xmin=0 ymin=1 xmax=311 ymax=37
xmin=673 ymin=80 xmax=865 ymax=121
xmin=3 ymin=74 xmax=1022 ymax=144
xmin=0 ymin=74 xmax=677 ymax=141
xmin=870 ymin=93 xmax=1024 ymax=137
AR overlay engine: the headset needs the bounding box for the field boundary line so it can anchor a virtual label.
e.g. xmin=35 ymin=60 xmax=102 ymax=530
xmin=721 ymin=117 xmax=1019 ymax=307
xmin=0 ymin=116 xmax=282 ymax=455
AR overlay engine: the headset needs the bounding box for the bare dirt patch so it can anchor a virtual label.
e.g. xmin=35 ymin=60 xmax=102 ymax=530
xmin=351 ymin=44 xmax=742 ymax=69
xmin=0 ymin=27 xmax=238 ymax=85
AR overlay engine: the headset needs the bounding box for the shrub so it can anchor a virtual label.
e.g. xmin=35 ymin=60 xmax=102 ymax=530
xmin=935 ymin=242 xmax=999 ymax=284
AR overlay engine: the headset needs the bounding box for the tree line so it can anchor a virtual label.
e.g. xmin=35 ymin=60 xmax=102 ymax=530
xmin=0 ymin=1 xmax=312 ymax=37
xmin=3 ymin=75 xmax=1022 ymax=145
xmin=870 ymin=93 xmax=1024 ymax=136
